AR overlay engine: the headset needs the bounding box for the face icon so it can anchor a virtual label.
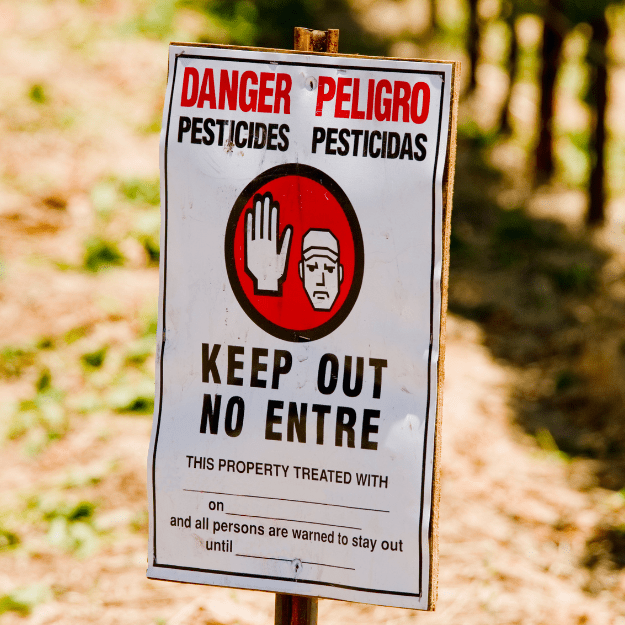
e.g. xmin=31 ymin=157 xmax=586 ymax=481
xmin=298 ymin=229 xmax=344 ymax=311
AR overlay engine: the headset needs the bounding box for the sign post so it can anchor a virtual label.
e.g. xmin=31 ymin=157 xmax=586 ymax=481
xmin=148 ymin=25 xmax=459 ymax=617
xmin=274 ymin=27 xmax=336 ymax=625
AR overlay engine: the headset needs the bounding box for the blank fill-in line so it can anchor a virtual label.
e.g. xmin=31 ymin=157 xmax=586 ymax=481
xmin=226 ymin=513 xmax=362 ymax=531
xmin=183 ymin=489 xmax=389 ymax=513
xmin=236 ymin=553 xmax=355 ymax=571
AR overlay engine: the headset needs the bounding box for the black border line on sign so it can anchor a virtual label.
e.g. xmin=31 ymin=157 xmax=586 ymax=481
xmin=421 ymin=65 xmax=447 ymax=600
xmin=151 ymin=49 xmax=447 ymax=603
xmin=224 ymin=163 xmax=364 ymax=342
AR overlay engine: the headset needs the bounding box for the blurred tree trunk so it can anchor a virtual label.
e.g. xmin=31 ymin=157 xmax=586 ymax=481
xmin=587 ymin=13 xmax=609 ymax=225
xmin=467 ymin=0 xmax=479 ymax=92
xmin=429 ymin=0 xmax=438 ymax=31
xmin=498 ymin=14 xmax=518 ymax=134
xmin=536 ymin=0 xmax=564 ymax=181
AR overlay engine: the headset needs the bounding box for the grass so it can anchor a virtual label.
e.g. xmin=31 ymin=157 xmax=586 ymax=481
xmin=88 ymin=176 xmax=161 ymax=266
xmin=28 ymin=84 xmax=47 ymax=105
xmin=0 ymin=318 xmax=157 ymax=452
xmin=38 ymin=499 xmax=101 ymax=558
xmin=549 ymin=263 xmax=596 ymax=295
xmin=133 ymin=211 xmax=161 ymax=265
xmin=0 ymin=527 xmax=20 ymax=551
xmin=0 ymin=346 xmax=36 ymax=378
xmin=0 ymin=585 xmax=51 ymax=617
xmin=81 ymin=346 xmax=108 ymax=369
xmin=83 ymin=237 xmax=125 ymax=272
xmin=125 ymin=338 xmax=155 ymax=366
xmin=124 ymin=0 xmax=180 ymax=39
xmin=120 ymin=177 xmax=160 ymax=205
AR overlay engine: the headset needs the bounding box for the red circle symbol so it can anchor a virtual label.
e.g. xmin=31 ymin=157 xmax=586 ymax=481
xmin=225 ymin=165 xmax=364 ymax=342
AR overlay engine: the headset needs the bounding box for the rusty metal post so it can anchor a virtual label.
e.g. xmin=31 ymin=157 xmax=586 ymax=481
xmin=273 ymin=30 xmax=339 ymax=625
xmin=294 ymin=27 xmax=339 ymax=53
xmin=275 ymin=593 xmax=318 ymax=625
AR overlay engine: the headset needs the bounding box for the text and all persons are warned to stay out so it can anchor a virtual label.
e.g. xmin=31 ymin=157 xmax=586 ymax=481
xmin=147 ymin=43 xmax=455 ymax=611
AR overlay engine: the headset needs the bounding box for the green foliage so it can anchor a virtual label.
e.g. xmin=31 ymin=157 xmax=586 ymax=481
xmin=495 ymin=209 xmax=536 ymax=244
xmin=141 ymin=311 xmax=159 ymax=338
xmin=83 ymin=237 xmax=125 ymax=272
xmin=36 ymin=368 xmax=52 ymax=393
xmin=117 ymin=395 xmax=154 ymax=414
xmin=0 ymin=346 xmax=36 ymax=378
xmin=188 ymin=0 xmax=386 ymax=55
xmin=0 ymin=527 xmax=20 ymax=551
xmin=7 ymin=371 xmax=66 ymax=449
xmin=45 ymin=501 xmax=99 ymax=557
xmin=555 ymin=369 xmax=580 ymax=392
xmin=493 ymin=209 xmax=551 ymax=267
xmin=133 ymin=211 xmax=161 ymax=265
xmin=108 ymin=381 xmax=155 ymax=414
xmin=43 ymin=501 xmax=95 ymax=523
xmin=81 ymin=346 xmax=107 ymax=369
xmin=535 ymin=427 xmax=570 ymax=461
xmin=120 ymin=178 xmax=160 ymax=205
xmin=550 ymin=262 xmax=596 ymax=294
xmin=130 ymin=509 xmax=149 ymax=533
xmin=127 ymin=0 xmax=179 ymax=38
xmin=28 ymin=83 xmax=47 ymax=104
xmin=457 ymin=121 xmax=499 ymax=149
xmin=0 ymin=585 xmax=51 ymax=617
xmin=37 ymin=337 xmax=54 ymax=350
xmin=142 ymin=236 xmax=160 ymax=264
xmin=64 ymin=325 xmax=89 ymax=344
xmin=125 ymin=338 xmax=155 ymax=366
xmin=564 ymin=0 xmax=612 ymax=26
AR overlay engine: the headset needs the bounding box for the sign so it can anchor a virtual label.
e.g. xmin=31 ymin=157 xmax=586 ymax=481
xmin=147 ymin=43 xmax=458 ymax=611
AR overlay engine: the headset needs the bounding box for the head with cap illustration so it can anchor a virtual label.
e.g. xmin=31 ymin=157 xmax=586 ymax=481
xmin=298 ymin=229 xmax=344 ymax=311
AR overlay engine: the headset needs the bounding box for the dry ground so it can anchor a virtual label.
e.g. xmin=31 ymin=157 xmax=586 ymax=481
xmin=1 ymin=1 xmax=625 ymax=624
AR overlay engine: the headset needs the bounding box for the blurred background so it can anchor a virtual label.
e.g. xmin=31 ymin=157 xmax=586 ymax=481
xmin=1 ymin=0 xmax=625 ymax=623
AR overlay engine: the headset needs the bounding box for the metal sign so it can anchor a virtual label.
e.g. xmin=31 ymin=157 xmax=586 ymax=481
xmin=147 ymin=43 xmax=457 ymax=610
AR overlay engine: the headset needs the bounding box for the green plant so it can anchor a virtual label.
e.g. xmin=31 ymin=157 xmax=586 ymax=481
xmin=28 ymin=84 xmax=47 ymax=104
xmin=555 ymin=369 xmax=580 ymax=392
xmin=81 ymin=346 xmax=108 ymax=369
xmin=550 ymin=263 xmax=596 ymax=294
xmin=43 ymin=501 xmax=100 ymax=558
xmin=108 ymin=381 xmax=155 ymax=415
xmin=120 ymin=177 xmax=160 ymax=205
xmin=141 ymin=236 xmax=160 ymax=264
xmin=0 ymin=346 xmax=36 ymax=378
xmin=117 ymin=395 xmax=154 ymax=414
xmin=36 ymin=369 xmax=51 ymax=393
xmin=0 ymin=527 xmax=20 ymax=551
xmin=83 ymin=237 xmax=125 ymax=272
xmin=126 ymin=0 xmax=179 ymax=39
xmin=0 ymin=585 xmax=51 ymax=617
xmin=125 ymin=338 xmax=155 ymax=366
xmin=133 ymin=211 xmax=161 ymax=265
xmin=6 ymin=372 xmax=66 ymax=448
xmin=64 ymin=326 xmax=89 ymax=344
xmin=37 ymin=337 xmax=54 ymax=350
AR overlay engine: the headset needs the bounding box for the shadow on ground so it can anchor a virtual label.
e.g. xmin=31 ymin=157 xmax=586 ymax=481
xmin=450 ymin=133 xmax=625 ymax=579
xmin=450 ymin=135 xmax=625 ymax=493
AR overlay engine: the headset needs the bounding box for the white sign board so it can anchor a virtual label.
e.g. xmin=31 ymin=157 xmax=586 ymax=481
xmin=148 ymin=43 xmax=456 ymax=610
